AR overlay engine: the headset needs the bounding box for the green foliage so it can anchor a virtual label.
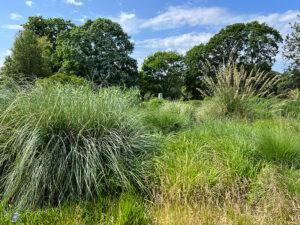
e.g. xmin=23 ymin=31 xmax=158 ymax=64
xmin=54 ymin=18 xmax=138 ymax=86
xmin=0 ymin=84 xmax=158 ymax=208
xmin=185 ymin=21 xmax=283 ymax=99
xmin=23 ymin=16 xmax=75 ymax=46
xmin=0 ymin=193 xmax=150 ymax=224
xmin=184 ymin=44 xmax=207 ymax=99
xmin=140 ymin=51 xmax=185 ymax=99
xmin=283 ymin=14 xmax=300 ymax=70
xmin=146 ymin=97 xmax=165 ymax=108
xmin=38 ymin=73 xmax=88 ymax=86
xmin=280 ymin=99 xmax=300 ymax=119
xmin=1 ymin=30 xmax=52 ymax=83
xmin=22 ymin=16 xmax=75 ymax=74
xmin=205 ymin=21 xmax=282 ymax=71
xmin=141 ymin=101 xmax=196 ymax=134
xmin=256 ymin=124 xmax=300 ymax=165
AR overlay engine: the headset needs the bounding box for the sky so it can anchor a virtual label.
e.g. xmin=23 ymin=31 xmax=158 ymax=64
xmin=0 ymin=0 xmax=299 ymax=72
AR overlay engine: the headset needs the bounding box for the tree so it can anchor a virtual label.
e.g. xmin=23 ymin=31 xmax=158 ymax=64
xmin=283 ymin=14 xmax=300 ymax=70
xmin=184 ymin=44 xmax=207 ymax=99
xmin=22 ymin=16 xmax=75 ymax=73
xmin=1 ymin=30 xmax=51 ymax=83
xmin=23 ymin=16 xmax=75 ymax=47
xmin=140 ymin=51 xmax=185 ymax=99
xmin=282 ymin=14 xmax=300 ymax=90
xmin=54 ymin=18 xmax=138 ymax=86
xmin=206 ymin=21 xmax=282 ymax=71
xmin=185 ymin=21 xmax=283 ymax=99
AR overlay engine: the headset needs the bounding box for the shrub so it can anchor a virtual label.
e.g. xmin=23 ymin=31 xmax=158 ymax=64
xmin=37 ymin=73 xmax=88 ymax=86
xmin=0 ymin=84 xmax=158 ymax=208
xmin=198 ymin=62 xmax=279 ymax=118
xmin=146 ymin=97 xmax=165 ymax=108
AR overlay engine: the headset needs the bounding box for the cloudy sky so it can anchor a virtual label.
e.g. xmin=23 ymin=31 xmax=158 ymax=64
xmin=0 ymin=0 xmax=299 ymax=71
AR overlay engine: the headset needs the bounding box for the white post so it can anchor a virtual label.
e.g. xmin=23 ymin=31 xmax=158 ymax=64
xmin=158 ymin=93 xmax=163 ymax=99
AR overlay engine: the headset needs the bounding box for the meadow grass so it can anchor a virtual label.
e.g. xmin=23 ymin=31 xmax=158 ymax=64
xmin=150 ymin=118 xmax=300 ymax=224
xmin=0 ymin=83 xmax=159 ymax=209
xmin=198 ymin=62 xmax=280 ymax=119
xmin=0 ymin=82 xmax=299 ymax=224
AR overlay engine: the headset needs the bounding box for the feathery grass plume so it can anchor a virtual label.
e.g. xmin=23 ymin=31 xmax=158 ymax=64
xmin=198 ymin=61 xmax=279 ymax=117
xmin=0 ymin=83 xmax=158 ymax=208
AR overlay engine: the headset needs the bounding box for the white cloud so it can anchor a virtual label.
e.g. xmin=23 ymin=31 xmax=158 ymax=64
xmin=141 ymin=6 xmax=243 ymax=30
xmin=111 ymin=12 xmax=143 ymax=34
xmin=136 ymin=32 xmax=213 ymax=53
xmin=0 ymin=59 xmax=4 ymax=69
xmin=76 ymin=15 xmax=87 ymax=23
xmin=0 ymin=50 xmax=12 ymax=57
xmin=138 ymin=6 xmax=298 ymax=37
xmin=65 ymin=0 xmax=83 ymax=6
xmin=25 ymin=1 xmax=34 ymax=7
xmin=249 ymin=10 xmax=299 ymax=36
xmin=1 ymin=25 xmax=23 ymax=30
xmin=112 ymin=7 xmax=298 ymax=40
xmin=10 ymin=13 xmax=23 ymax=20
xmin=77 ymin=18 xmax=85 ymax=23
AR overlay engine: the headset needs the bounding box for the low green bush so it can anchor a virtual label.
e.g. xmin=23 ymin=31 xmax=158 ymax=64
xmin=145 ymin=97 xmax=165 ymax=108
xmin=37 ymin=73 xmax=88 ymax=86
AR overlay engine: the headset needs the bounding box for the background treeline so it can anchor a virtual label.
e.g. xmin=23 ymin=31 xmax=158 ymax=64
xmin=0 ymin=15 xmax=299 ymax=99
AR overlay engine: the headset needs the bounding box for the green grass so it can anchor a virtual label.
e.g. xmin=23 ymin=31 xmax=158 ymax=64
xmin=141 ymin=100 xmax=197 ymax=134
xmin=0 ymin=84 xmax=159 ymax=209
xmin=0 ymin=193 xmax=150 ymax=224
xmin=0 ymin=83 xmax=299 ymax=224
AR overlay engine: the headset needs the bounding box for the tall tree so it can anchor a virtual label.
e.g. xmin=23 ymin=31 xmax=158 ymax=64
xmin=184 ymin=44 xmax=207 ymax=99
xmin=140 ymin=51 xmax=185 ymax=99
xmin=54 ymin=18 xmax=138 ymax=86
xmin=281 ymin=14 xmax=300 ymax=90
xmin=185 ymin=21 xmax=283 ymax=99
xmin=23 ymin=16 xmax=75 ymax=47
xmin=22 ymin=16 xmax=75 ymax=73
xmin=283 ymin=14 xmax=300 ymax=70
xmin=205 ymin=21 xmax=282 ymax=71
xmin=1 ymin=30 xmax=51 ymax=83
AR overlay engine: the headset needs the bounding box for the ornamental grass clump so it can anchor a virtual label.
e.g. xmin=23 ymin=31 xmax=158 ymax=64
xmin=199 ymin=62 xmax=279 ymax=118
xmin=0 ymin=83 xmax=158 ymax=208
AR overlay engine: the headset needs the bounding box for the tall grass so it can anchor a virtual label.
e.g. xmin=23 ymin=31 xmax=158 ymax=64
xmin=255 ymin=121 xmax=300 ymax=166
xmin=141 ymin=100 xmax=197 ymax=134
xmin=151 ymin=118 xmax=300 ymax=224
xmin=0 ymin=83 xmax=158 ymax=208
xmin=199 ymin=62 xmax=279 ymax=118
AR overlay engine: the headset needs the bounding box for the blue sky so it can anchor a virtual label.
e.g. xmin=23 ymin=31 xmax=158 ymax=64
xmin=0 ymin=0 xmax=299 ymax=72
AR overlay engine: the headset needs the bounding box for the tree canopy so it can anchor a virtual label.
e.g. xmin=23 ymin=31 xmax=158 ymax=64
xmin=140 ymin=51 xmax=185 ymax=99
xmin=23 ymin=16 xmax=75 ymax=46
xmin=1 ymin=30 xmax=51 ymax=83
xmin=184 ymin=21 xmax=283 ymax=99
xmin=54 ymin=18 xmax=138 ymax=86
xmin=283 ymin=14 xmax=300 ymax=70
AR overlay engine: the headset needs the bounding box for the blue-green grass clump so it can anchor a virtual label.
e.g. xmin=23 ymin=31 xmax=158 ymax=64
xmin=0 ymin=84 xmax=158 ymax=208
